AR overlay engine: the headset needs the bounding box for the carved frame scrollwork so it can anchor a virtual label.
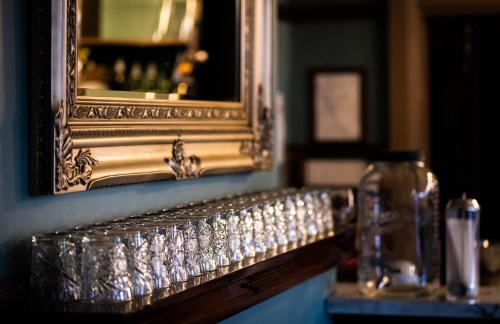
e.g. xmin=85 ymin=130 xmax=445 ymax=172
xmin=29 ymin=0 xmax=275 ymax=195
xmin=55 ymin=103 xmax=99 ymax=191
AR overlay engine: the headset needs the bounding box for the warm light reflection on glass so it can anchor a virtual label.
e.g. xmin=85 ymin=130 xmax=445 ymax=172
xmin=179 ymin=0 xmax=199 ymax=41
xmin=483 ymin=240 xmax=490 ymax=249
xmin=195 ymin=50 xmax=209 ymax=63
xmin=168 ymin=93 xmax=180 ymax=100
xmin=153 ymin=0 xmax=173 ymax=42
xmin=178 ymin=82 xmax=188 ymax=95
xmin=425 ymin=171 xmax=435 ymax=193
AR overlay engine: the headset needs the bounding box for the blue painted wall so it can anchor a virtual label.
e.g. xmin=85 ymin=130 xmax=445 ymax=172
xmin=223 ymin=268 xmax=336 ymax=324
xmin=284 ymin=21 xmax=386 ymax=146
xmin=0 ymin=0 xmax=281 ymax=280
xmin=278 ymin=0 xmax=387 ymax=147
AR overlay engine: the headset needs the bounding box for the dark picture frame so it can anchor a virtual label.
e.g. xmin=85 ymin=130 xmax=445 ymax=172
xmin=309 ymin=67 xmax=367 ymax=147
xmin=286 ymin=145 xmax=384 ymax=188
xmin=302 ymin=157 xmax=368 ymax=188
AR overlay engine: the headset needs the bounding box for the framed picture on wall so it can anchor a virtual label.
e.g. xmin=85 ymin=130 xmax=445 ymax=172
xmin=309 ymin=67 xmax=366 ymax=146
xmin=286 ymin=146 xmax=381 ymax=188
xmin=303 ymin=158 xmax=368 ymax=188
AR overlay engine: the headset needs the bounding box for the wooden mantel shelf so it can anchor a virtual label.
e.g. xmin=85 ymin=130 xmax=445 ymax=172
xmin=16 ymin=230 xmax=354 ymax=323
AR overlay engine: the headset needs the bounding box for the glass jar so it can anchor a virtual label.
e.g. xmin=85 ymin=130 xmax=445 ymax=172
xmin=357 ymin=151 xmax=440 ymax=297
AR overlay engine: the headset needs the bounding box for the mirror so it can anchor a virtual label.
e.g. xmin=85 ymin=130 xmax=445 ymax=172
xmin=29 ymin=0 xmax=274 ymax=195
xmin=78 ymin=0 xmax=240 ymax=101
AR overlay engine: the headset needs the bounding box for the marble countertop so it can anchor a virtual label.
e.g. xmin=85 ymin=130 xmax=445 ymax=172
xmin=327 ymin=283 xmax=500 ymax=319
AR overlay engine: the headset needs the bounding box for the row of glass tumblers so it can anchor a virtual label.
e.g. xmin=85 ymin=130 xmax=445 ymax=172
xmin=30 ymin=187 xmax=335 ymax=303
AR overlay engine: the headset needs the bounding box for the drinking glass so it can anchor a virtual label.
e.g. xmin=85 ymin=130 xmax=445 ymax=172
xmin=31 ymin=232 xmax=81 ymax=301
xmin=330 ymin=188 xmax=356 ymax=232
xmin=80 ymin=233 xmax=133 ymax=301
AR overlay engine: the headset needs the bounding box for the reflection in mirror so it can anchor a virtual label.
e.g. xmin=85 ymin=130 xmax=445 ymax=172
xmin=78 ymin=0 xmax=240 ymax=101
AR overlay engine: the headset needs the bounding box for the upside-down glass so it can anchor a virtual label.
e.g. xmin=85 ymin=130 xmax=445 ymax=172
xmin=240 ymin=206 xmax=256 ymax=258
xmin=251 ymin=201 xmax=267 ymax=254
xmin=311 ymin=190 xmax=325 ymax=236
xmin=147 ymin=225 xmax=171 ymax=289
xmin=261 ymin=197 xmax=278 ymax=250
xmin=294 ymin=193 xmax=308 ymax=242
xmin=273 ymin=197 xmax=288 ymax=246
xmin=162 ymin=220 xmax=189 ymax=283
xmin=319 ymin=189 xmax=335 ymax=236
xmin=196 ymin=214 xmax=218 ymax=272
xmin=178 ymin=208 xmax=218 ymax=273
xmin=121 ymin=228 xmax=154 ymax=296
xmin=212 ymin=208 xmax=231 ymax=267
xmin=181 ymin=219 xmax=202 ymax=277
xmin=302 ymin=191 xmax=319 ymax=237
xmin=80 ymin=233 xmax=134 ymax=301
xmin=226 ymin=204 xmax=244 ymax=263
xmin=284 ymin=195 xmax=298 ymax=243
xmin=30 ymin=186 xmax=337 ymax=303
xmin=329 ymin=188 xmax=356 ymax=232
xmin=30 ymin=232 xmax=81 ymax=301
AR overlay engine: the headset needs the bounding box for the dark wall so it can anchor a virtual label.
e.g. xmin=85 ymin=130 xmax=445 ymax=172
xmin=428 ymin=16 xmax=497 ymax=240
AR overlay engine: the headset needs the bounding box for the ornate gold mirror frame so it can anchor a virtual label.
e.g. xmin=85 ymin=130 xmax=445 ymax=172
xmin=30 ymin=0 xmax=274 ymax=195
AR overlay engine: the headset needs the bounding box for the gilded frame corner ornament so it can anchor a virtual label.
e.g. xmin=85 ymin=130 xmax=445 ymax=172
xmin=166 ymin=139 xmax=201 ymax=180
xmin=30 ymin=0 xmax=275 ymax=195
xmin=240 ymin=86 xmax=273 ymax=170
xmin=55 ymin=104 xmax=99 ymax=192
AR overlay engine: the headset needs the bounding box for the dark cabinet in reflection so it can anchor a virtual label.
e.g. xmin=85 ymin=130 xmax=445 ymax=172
xmin=78 ymin=0 xmax=239 ymax=102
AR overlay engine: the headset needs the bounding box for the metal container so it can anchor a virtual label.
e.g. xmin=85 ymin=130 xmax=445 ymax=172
xmin=446 ymin=196 xmax=480 ymax=299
